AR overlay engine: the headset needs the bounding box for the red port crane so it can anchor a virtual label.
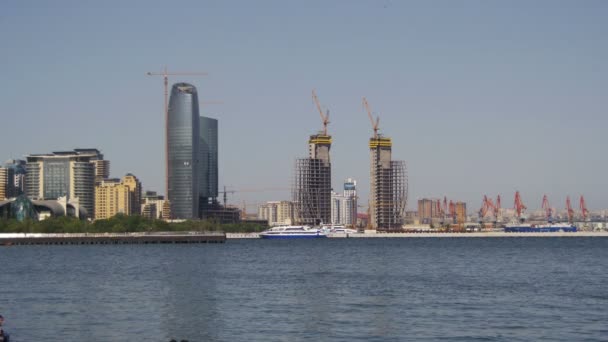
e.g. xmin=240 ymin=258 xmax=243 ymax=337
xmin=514 ymin=191 xmax=527 ymax=220
xmin=147 ymin=67 xmax=208 ymax=197
xmin=362 ymin=97 xmax=380 ymax=139
xmin=479 ymin=195 xmax=491 ymax=219
xmin=541 ymin=195 xmax=552 ymax=221
xmin=580 ymin=195 xmax=589 ymax=221
xmin=566 ymin=196 xmax=574 ymax=223
xmin=312 ymin=89 xmax=330 ymax=135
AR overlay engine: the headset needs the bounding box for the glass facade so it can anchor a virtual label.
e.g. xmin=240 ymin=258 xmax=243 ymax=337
xmin=199 ymin=116 xmax=218 ymax=198
xmin=43 ymin=158 xmax=70 ymax=199
xmin=167 ymin=83 xmax=200 ymax=219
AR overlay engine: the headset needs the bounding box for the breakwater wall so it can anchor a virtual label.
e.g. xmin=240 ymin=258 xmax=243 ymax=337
xmin=0 ymin=232 xmax=226 ymax=245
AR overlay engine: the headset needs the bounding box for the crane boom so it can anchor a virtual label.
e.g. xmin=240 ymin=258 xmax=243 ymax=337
xmin=312 ymin=89 xmax=329 ymax=135
xmin=362 ymin=97 xmax=379 ymax=138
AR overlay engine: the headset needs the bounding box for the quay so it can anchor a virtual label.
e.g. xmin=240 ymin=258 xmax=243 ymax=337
xmin=225 ymin=231 xmax=608 ymax=239
xmin=0 ymin=232 xmax=226 ymax=245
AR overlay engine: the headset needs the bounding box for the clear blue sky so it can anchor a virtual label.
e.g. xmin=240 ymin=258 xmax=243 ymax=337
xmin=1 ymin=0 xmax=607 ymax=212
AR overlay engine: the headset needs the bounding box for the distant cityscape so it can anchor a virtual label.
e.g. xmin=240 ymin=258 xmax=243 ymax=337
xmin=1 ymin=82 xmax=607 ymax=231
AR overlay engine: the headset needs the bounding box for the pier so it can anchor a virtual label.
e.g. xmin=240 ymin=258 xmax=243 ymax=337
xmin=0 ymin=232 xmax=226 ymax=245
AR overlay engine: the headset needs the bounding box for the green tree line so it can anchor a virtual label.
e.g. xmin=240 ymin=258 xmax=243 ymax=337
xmin=0 ymin=215 xmax=267 ymax=234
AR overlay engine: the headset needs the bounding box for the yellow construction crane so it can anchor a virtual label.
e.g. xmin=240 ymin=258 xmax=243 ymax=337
xmin=312 ymin=89 xmax=330 ymax=135
xmin=362 ymin=97 xmax=380 ymax=138
xmin=146 ymin=66 xmax=208 ymax=196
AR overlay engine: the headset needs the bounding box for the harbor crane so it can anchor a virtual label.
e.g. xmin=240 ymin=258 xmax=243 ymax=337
xmin=147 ymin=66 xmax=208 ymax=196
xmin=362 ymin=97 xmax=380 ymax=139
xmin=580 ymin=195 xmax=589 ymax=221
xmin=312 ymin=89 xmax=330 ymax=135
xmin=566 ymin=196 xmax=574 ymax=224
xmin=514 ymin=191 xmax=527 ymax=221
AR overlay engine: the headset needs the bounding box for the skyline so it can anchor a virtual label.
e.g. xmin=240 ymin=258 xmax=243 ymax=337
xmin=2 ymin=1 xmax=607 ymax=211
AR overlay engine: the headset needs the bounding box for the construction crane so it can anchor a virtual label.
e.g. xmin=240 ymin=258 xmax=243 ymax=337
xmin=541 ymin=194 xmax=552 ymax=222
xmin=566 ymin=196 xmax=574 ymax=223
xmin=514 ymin=191 xmax=527 ymax=221
xmin=146 ymin=66 xmax=208 ymax=196
xmin=362 ymin=97 xmax=380 ymax=139
xmin=312 ymin=89 xmax=330 ymax=135
xmin=580 ymin=195 xmax=589 ymax=221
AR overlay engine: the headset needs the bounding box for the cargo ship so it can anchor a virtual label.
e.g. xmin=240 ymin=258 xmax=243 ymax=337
xmin=504 ymin=223 xmax=577 ymax=233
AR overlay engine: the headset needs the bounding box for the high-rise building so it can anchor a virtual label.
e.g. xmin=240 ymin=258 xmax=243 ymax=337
xmin=455 ymin=201 xmax=467 ymax=224
xmin=199 ymin=116 xmax=219 ymax=213
xmin=94 ymin=174 xmax=142 ymax=220
xmin=0 ymin=167 xmax=14 ymax=200
xmin=141 ymin=191 xmax=167 ymax=220
xmin=369 ymin=136 xmax=407 ymax=231
xmin=418 ymin=198 xmax=442 ymax=223
xmin=167 ymin=83 xmax=200 ymax=219
xmin=25 ymin=149 xmax=101 ymax=218
xmin=258 ymin=201 xmax=295 ymax=226
xmin=4 ymin=159 xmax=26 ymax=196
xmin=293 ymin=134 xmax=332 ymax=225
xmin=73 ymin=149 xmax=109 ymax=184
xmin=330 ymin=178 xmax=358 ymax=227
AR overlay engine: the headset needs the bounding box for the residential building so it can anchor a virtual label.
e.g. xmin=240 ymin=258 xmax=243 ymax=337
xmin=0 ymin=167 xmax=14 ymax=200
xmin=25 ymin=150 xmax=100 ymax=218
xmin=258 ymin=201 xmax=295 ymax=226
xmin=4 ymin=159 xmax=26 ymax=196
xmin=94 ymin=174 xmax=142 ymax=220
xmin=455 ymin=202 xmax=467 ymax=224
xmin=330 ymin=178 xmax=358 ymax=227
xmin=418 ymin=198 xmax=442 ymax=223
xmin=141 ymin=191 xmax=167 ymax=220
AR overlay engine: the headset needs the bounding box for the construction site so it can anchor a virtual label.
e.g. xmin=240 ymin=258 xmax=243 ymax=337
xmin=293 ymin=90 xmax=332 ymax=225
xmin=363 ymin=98 xmax=408 ymax=231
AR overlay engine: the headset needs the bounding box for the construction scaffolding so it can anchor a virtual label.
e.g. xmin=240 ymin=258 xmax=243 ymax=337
xmin=293 ymin=155 xmax=332 ymax=226
xmin=369 ymin=137 xmax=408 ymax=231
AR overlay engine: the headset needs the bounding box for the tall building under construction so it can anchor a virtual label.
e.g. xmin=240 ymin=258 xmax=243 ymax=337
xmin=364 ymin=98 xmax=407 ymax=231
xmin=294 ymin=134 xmax=332 ymax=225
xmin=293 ymin=90 xmax=332 ymax=225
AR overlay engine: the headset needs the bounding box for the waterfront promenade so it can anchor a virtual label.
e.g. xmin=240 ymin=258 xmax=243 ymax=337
xmin=226 ymin=231 xmax=608 ymax=239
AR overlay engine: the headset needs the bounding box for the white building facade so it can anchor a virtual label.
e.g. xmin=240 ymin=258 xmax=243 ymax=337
xmin=331 ymin=178 xmax=357 ymax=227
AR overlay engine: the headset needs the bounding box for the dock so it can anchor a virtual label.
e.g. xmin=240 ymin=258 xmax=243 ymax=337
xmin=0 ymin=232 xmax=226 ymax=245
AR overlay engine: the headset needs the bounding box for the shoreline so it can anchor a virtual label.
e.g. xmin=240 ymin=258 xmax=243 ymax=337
xmin=226 ymin=231 xmax=608 ymax=239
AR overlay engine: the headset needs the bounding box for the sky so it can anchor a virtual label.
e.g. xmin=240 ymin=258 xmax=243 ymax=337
xmin=1 ymin=0 xmax=607 ymax=212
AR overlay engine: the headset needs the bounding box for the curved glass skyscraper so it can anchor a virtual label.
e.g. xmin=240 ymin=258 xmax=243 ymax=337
xmin=167 ymin=83 xmax=200 ymax=219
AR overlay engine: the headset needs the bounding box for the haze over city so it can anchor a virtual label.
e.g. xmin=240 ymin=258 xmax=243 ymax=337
xmin=1 ymin=0 xmax=607 ymax=211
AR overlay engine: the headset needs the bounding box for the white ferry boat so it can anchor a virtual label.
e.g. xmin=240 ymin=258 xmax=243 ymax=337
xmin=322 ymin=225 xmax=358 ymax=234
xmin=259 ymin=225 xmax=328 ymax=239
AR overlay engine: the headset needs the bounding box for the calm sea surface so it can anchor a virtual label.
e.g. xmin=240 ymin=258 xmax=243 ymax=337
xmin=2 ymin=237 xmax=607 ymax=341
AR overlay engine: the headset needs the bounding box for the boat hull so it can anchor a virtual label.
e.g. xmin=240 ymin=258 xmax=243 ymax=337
xmin=260 ymin=234 xmax=327 ymax=239
xmin=504 ymin=226 xmax=577 ymax=233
